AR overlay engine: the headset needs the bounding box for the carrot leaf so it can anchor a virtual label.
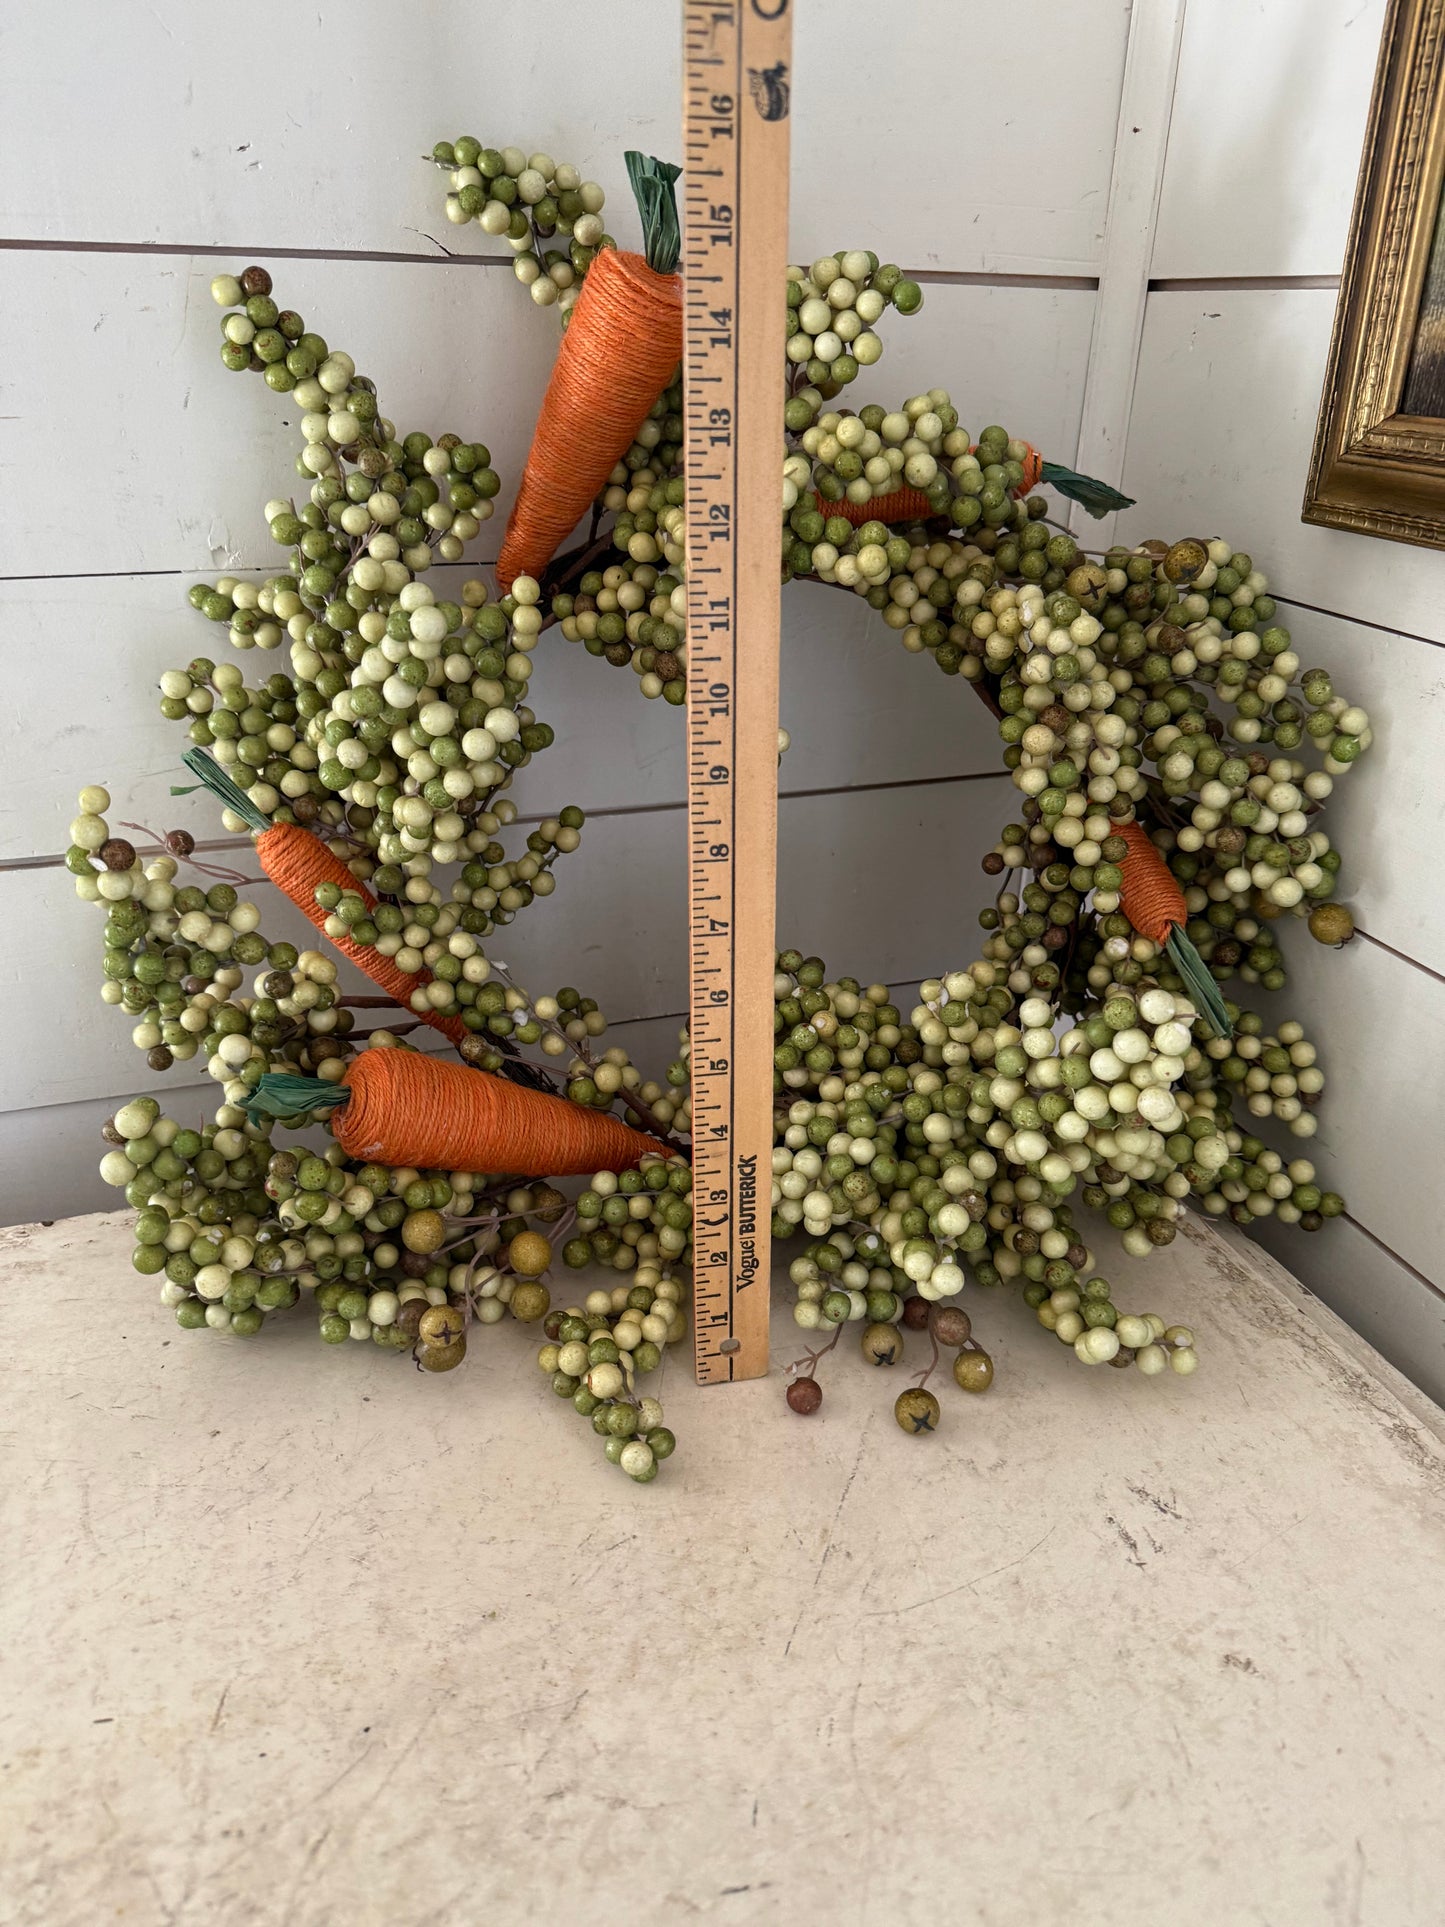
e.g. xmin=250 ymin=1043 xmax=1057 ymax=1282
xmin=624 ymin=150 xmax=682 ymax=275
xmin=173 ymin=747 xmax=271 ymax=833
xmin=243 ymin=1073 xmax=348 ymax=1123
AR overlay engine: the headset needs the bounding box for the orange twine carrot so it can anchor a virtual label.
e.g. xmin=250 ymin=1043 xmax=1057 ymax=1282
xmin=809 ymin=444 xmax=1044 ymax=536
xmin=1115 ymin=819 xmax=1188 ymax=944
xmin=497 ymin=247 xmax=682 ymax=589
xmin=256 ymin=822 xmax=466 ymax=1045
xmin=177 ymin=753 xmax=468 ymax=1043
xmin=810 ymin=488 xmax=937 ymax=528
xmin=328 ymin=1048 xmax=666 ymax=1175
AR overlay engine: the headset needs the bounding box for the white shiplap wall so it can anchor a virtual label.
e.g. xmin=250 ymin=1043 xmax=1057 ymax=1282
xmin=1114 ymin=0 xmax=1445 ymax=1403
xmin=0 ymin=1 xmax=1128 ymax=1218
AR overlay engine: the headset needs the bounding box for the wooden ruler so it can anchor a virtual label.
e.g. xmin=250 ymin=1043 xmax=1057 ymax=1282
xmin=682 ymin=0 xmax=792 ymax=1384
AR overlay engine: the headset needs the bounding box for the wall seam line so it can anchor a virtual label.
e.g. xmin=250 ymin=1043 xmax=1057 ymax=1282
xmin=1340 ymin=1213 xmax=1445 ymax=1308
xmin=1272 ymin=593 xmax=1445 ymax=652
xmin=0 ymin=235 xmax=1100 ymax=294
xmin=1147 ymin=274 xmax=1341 ymax=292
xmin=0 ymin=770 xmax=1012 ymax=873
xmin=1354 ymin=928 xmax=1445 ymax=989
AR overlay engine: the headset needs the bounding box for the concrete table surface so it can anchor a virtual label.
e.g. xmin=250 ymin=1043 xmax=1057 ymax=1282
xmin=2 ymin=1209 xmax=1443 ymax=1927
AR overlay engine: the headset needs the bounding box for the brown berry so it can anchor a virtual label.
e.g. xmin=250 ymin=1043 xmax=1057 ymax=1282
xmin=1162 ymin=538 xmax=1208 ymax=583
xmin=928 ymin=1305 xmax=972 ymax=1348
xmin=417 ymin=1335 xmax=466 ymax=1373
xmin=531 ymin=1184 xmax=568 ymax=1223
xmin=395 ymin=1297 xmax=429 ymax=1340
xmin=786 ymin=1376 xmax=822 ymax=1415
xmin=860 ymin=1322 xmax=903 ymax=1366
xmin=147 ymin=1046 xmax=173 ymax=1073
xmin=952 ymin=1348 xmax=994 ymax=1394
xmin=509 ymin=1281 xmax=551 ymax=1323
xmin=652 ymin=650 xmax=681 ymax=681
xmin=901 ymin=1295 xmax=931 ymax=1331
xmin=1308 ymin=902 xmax=1355 ymax=947
xmin=240 ymin=264 xmax=273 ymax=298
xmin=165 ymin=829 xmax=196 ymax=857
xmin=99 ymin=838 xmax=136 ymax=872
xmin=507 ymin=1230 xmax=553 ymax=1277
xmin=894 ymin=1387 xmax=941 ymax=1434
xmin=418 ymin=1304 xmax=464 ymax=1346
xmin=100 ymin=1117 xmax=125 ymax=1146
xmin=401 ymin=1208 xmax=446 ymax=1254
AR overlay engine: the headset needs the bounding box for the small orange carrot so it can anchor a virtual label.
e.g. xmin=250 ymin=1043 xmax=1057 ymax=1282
xmin=1115 ymin=820 xmax=1232 ymax=1037
xmin=177 ymin=751 xmax=465 ymax=1044
xmin=246 ymin=1051 xmax=668 ymax=1176
xmin=809 ymin=442 xmax=1129 ymax=534
xmin=811 ymin=488 xmax=938 ymax=528
xmin=1115 ymin=820 xmax=1188 ymax=943
xmin=497 ymin=153 xmax=682 ymax=589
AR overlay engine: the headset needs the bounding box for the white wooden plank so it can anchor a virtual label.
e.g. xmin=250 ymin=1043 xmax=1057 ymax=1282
xmin=1254 ymin=1210 xmax=1445 ymax=1411
xmin=1068 ymin=0 xmax=1187 ymax=548
xmin=0 ymin=563 xmax=1015 ymax=863
xmin=0 ymin=261 xmax=1092 ymax=580
xmin=1152 ymin=0 xmax=1388 ymax=279
xmin=858 ymin=285 xmax=1095 ymax=464
xmin=1240 ymin=607 xmax=1445 ymax=975
xmin=1116 ymin=287 xmax=1445 ymax=644
xmin=791 ymin=2 xmax=1128 ymax=275
xmin=0 ymin=774 xmax=1011 ymax=1113
xmin=0 ymin=2 xmax=1130 ymax=276
xmin=0 ymin=251 xmax=556 ymax=578
xmin=1250 ymin=928 xmax=1445 ymax=1292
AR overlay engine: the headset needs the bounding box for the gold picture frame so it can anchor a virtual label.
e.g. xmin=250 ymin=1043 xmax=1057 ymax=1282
xmin=1304 ymin=0 xmax=1445 ymax=548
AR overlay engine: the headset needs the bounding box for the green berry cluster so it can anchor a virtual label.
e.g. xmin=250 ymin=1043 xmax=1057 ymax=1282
xmin=429 ymin=137 xmax=610 ymax=317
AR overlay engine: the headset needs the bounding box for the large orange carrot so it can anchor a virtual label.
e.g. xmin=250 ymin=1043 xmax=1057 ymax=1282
xmin=245 ymin=1050 xmax=668 ymax=1175
xmin=177 ymin=750 xmax=465 ymax=1044
xmin=497 ymin=153 xmax=682 ymax=590
xmin=1115 ymin=820 xmax=1232 ymax=1037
